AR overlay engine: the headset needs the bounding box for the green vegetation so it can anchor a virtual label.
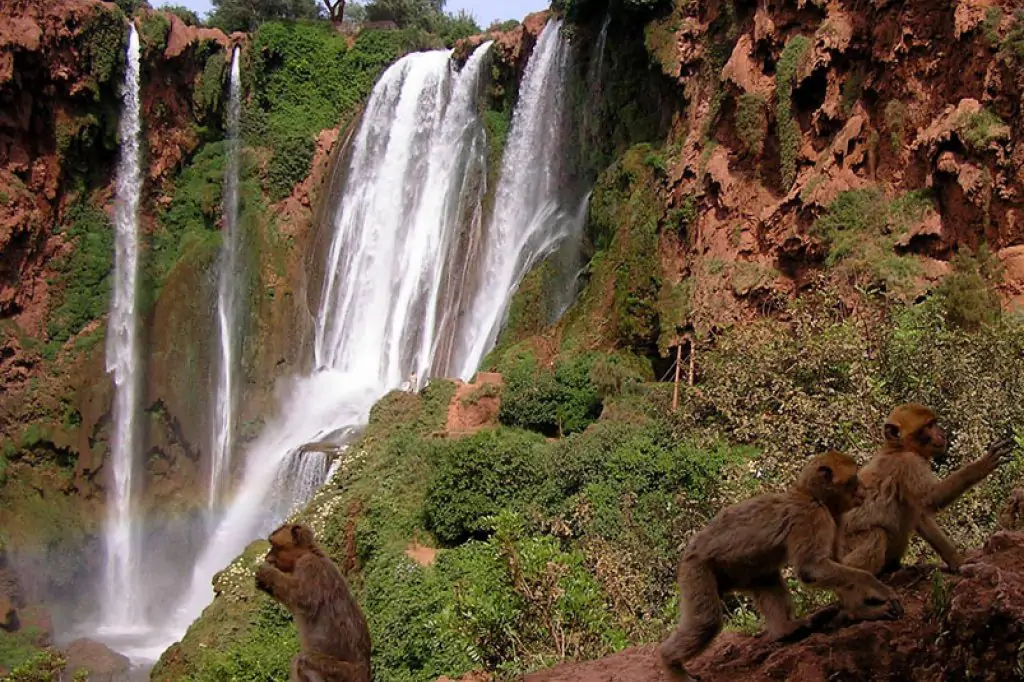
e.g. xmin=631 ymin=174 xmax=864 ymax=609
xmin=884 ymin=100 xmax=908 ymax=153
xmin=841 ymin=70 xmax=864 ymax=115
xmin=47 ymin=203 xmax=114 ymax=346
xmin=495 ymin=350 xmax=611 ymax=437
xmin=735 ymin=93 xmax=767 ymax=156
xmin=776 ymin=35 xmax=811 ymax=188
xmin=2 ymin=648 xmax=67 ymax=682
xmin=933 ymin=246 xmax=1004 ymax=330
xmin=163 ymin=4 xmax=203 ymax=25
xmin=81 ymin=5 xmax=127 ymax=89
xmin=585 ymin=144 xmax=666 ymax=351
xmin=245 ymin=21 xmax=434 ymax=199
xmin=140 ymin=12 xmax=171 ymax=54
xmin=955 ymin=107 xmax=1010 ymax=154
xmin=196 ymin=51 xmax=228 ymax=119
xmin=812 ymin=188 xmax=933 ymax=294
xmin=365 ymin=1 xmax=481 ymax=44
xmin=207 ymin=0 xmax=319 ymax=33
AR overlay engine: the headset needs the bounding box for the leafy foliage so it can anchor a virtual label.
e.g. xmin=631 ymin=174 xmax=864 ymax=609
xmin=955 ymin=107 xmax=1010 ymax=154
xmin=140 ymin=12 xmax=171 ymax=54
xmin=735 ymin=93 xmax=767 ymax=156
xmin=162 ymin=4 xmax=203 ymax=25
xmin=207 ymin=0 xmax=320 ymax=33
xmin=776 ymin=35 xmax=811 ymax=188
xmin=246 ymin=22 xmax=431 ymax=199
xmin=812 ymin=188 xmax=932 ymax=294
xmin=586 ymin=144 xmax=666 ymax=351
xmin=932 ymin=246 xmax=1004 ymax=330
xmin=425 ymin=429 xmax=546 ymax=545
xmin=81 ymin=5 xmax=126 ymax=87
xmin=364 ymin=0 xmax=480 ymax=45
xmin=496 ymin=350 xmax=607 ymax=437
xmin=47 ymin=203 xmax=114 ymax=345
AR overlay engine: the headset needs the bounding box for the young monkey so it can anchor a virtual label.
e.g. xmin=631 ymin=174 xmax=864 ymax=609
xmin=659 ymin=451 xmax=901 ymax=682
xmin=842 ymin=403 xmax=1015 ymax=575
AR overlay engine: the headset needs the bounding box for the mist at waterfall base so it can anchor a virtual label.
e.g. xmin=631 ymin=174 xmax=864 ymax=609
xmin=75 ymin=19 xmax=590 ymax=665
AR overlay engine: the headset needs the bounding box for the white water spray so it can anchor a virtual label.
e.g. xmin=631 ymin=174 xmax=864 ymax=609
xmin=210 ymin=46 xmax=243 ymax=512
xmin=100 ymin=23 xmax=144 ymax=630
xmin=456 ymin=20 xmax=581 ymax=376
xmin=169 ymin=43 xmax=495 ymax=635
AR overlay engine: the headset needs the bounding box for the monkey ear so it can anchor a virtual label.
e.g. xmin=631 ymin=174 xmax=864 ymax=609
xmin=884 ymin=423 xmax=900 ymax=442
xmin=291 ymin=524 xmax=314 ymax=547
xmin=817 ymin=465 xmax=834 ymax=484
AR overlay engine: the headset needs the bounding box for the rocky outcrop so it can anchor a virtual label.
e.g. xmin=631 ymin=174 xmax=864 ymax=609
xmin=445 ymin=372 xmax=503 ymax=437
xmin=525 ymin=532 xmax=1024 ymax=681
xmin=63 ymin=638 xmax=131 ymax=681
xmin=640 ymin=0 xmax=1024 ymax=334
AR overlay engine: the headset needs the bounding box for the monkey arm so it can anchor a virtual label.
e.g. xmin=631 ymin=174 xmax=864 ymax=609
xmin=256 ymin=562 xmax=304 ymax=606
xmin=924 ymin=459 xmax=994 ymax=512
xmin=915 ymin=513 xmax=962 ymax=570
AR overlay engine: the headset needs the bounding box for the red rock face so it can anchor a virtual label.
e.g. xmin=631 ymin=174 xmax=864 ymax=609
xmin=524 ymin=532 xmax=1024 ymax=681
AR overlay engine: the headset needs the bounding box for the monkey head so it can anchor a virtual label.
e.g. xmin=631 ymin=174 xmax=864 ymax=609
xmin=265 ymin=523 xmax=317 ymax=573
xmin=884 ymin=403 xmax=948 ymax=462
xmin=799 ymin=450 xmax=864 ymax=515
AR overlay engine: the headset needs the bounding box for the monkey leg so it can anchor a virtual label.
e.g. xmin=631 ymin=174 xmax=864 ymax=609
xmin=659 ymin=559 xmax=722 ymax=681
xmin=749 ymin=573 xmax=807 ymax=642
xmin=291 ymin=652 xmax=369 ymax=682
xmin=842 ymin=527 xmax=888 ymax=575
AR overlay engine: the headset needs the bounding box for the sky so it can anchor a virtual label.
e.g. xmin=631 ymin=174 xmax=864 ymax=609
xmin=153 ymin=0 xmax=549 ymax=27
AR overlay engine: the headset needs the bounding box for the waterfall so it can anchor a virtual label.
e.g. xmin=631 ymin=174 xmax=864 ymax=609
xmin=168 ymin=42 xmax=495 ymax=636
xmin=210 ymin=46 xmax=243 ymax=513
xmin=100 ymin=23 xmax=144 ymax=630
xmin=455 ymin=19 xmax=581 ymax=377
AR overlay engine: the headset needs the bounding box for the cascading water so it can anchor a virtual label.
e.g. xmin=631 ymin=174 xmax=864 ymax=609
xmin=456 ymin=20 xmax=585 ymax=377
xmin=99 ymin=23 xmax=144 ymax=631
xmin=168 ymin=41 xmax=496 ymax=637
xmin=210 ymin=46 xmax=243 ymax=513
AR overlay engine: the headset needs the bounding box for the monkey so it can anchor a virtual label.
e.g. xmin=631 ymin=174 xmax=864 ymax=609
xmin=255 ymin=523 xmax=371 ymax=682
xmin=841 ymin=403 xmax=1015 ymax=575
xmin=658 ymin=451 xmax=902 ymax=682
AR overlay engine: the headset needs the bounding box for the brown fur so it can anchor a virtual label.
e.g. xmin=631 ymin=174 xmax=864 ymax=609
xmin=842 ymin=404 xmax=1014 ymax=574
xmin=658 ymin=451 xmax=901 ymax=682
xmin=256 ymin=524 xmax=372 ymax=682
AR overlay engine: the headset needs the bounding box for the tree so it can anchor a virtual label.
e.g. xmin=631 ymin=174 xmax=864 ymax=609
xmin=208 ymin=0 xmax=322 ymax=33
xmin=322 ymin=0 xmax=345 ymax=22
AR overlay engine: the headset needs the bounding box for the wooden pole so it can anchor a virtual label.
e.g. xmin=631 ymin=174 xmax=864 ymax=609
xmin=672 ymin=341 xmax=682 ymax=412
xmin=688 ymin=335 xmax=696 ymax=387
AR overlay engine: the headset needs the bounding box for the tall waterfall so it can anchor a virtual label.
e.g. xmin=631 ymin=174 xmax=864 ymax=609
xmin=456 ymin=19 xmax=582 ymax=377
xmin=210 ymin=46 xmax=243 ymax=512
xmin=100 ymin=23 xmax=144 ymax=630
xmin=169 ymin=42 xmax=495 ymax=635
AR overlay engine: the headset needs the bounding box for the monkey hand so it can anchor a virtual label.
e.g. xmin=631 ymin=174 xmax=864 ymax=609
xmin=255 ymin=562 xmax=276 ymax=595
xmin=981 ymin=438 xmax=1016 ymax=471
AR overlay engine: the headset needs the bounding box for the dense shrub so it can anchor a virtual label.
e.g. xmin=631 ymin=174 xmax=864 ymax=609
xmin=424 ymin=429 xmax=546 ymax=545
xmin=776 ymin=34 xmax=811 ymax=188
xmin=181 ymin=600 xmax=298 ymax=682
xmin=246 ymin=22 xmax=431 ymax=199
xmin=497 ymin=350 xmax=605 ymax=436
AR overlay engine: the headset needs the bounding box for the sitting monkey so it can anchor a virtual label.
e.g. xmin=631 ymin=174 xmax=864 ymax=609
xmin=842 ymin=403 xmax=1015 ymax=574
xmin=659 ymin=451 xmax=901 ymax=682
xmin=256 ymin=523 xmax=371 ymax=682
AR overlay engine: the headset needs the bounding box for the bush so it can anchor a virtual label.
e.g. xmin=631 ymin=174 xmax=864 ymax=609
xmin=497 ymin=350 xmax=606 ymax=437
xmin=246 ymin=22 xmax=430 ymax=199
xmin=424 ymin=429 xmax=546 ymax=545
xmin=812 ymin=188 xmax=932 ymax=293
xmin=735 ymin=93 xmax=767 ymax=156
xmin=776 ymin=35 xmax=811 ymax=188
xmin=182 ymin=600 xmax=298 ymax=681
xmin=932 ymin=246 xmax=1003 ymax=330
xmin=162 ymin=4 xmax=203 ymax=25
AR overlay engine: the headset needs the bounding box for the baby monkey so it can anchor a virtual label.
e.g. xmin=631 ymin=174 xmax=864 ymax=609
xmin=659 ymin=451 xmax=901 ymax=682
